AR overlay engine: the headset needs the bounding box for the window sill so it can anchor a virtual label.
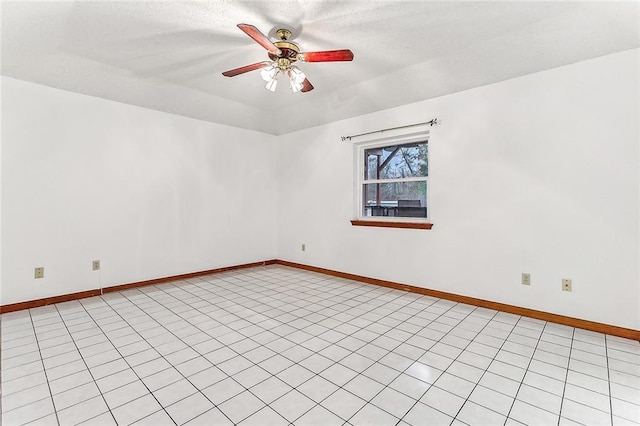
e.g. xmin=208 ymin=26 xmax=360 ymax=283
xmin=350 ymin=220 xmax=433 ymax=230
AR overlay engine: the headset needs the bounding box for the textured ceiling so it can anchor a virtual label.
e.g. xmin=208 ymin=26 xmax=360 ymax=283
xmin=2 ymin=1 xmax=638 ymax=135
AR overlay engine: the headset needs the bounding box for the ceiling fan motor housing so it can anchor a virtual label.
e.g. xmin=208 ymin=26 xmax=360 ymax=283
xmin=269 ymin=41 xmax=300 ymax=62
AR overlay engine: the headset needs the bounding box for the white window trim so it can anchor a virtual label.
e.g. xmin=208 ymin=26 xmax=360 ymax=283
xmin=353 ymin=130 xmax=430 ymax=223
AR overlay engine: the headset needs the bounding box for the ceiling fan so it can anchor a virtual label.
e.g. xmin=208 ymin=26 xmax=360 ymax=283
xmin=222 ymin=24 xmax=354 ymax=93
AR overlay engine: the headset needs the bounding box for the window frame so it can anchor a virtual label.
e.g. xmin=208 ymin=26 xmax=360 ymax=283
xmin=352 ymin=130 xmax=432 ymax=229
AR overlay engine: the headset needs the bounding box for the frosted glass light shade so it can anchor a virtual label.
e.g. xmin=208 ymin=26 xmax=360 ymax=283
xmin=260 ymin=63 xmax=278 ymax=82
xmin=265 ymin=78 xmax=278 ymax=92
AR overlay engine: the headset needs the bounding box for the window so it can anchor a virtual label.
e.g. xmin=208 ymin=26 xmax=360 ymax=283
xmin=353 ymin=133 xmax=431 ymax=229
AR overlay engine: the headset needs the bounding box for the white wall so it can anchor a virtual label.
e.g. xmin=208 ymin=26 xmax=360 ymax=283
xmin=1 ymin=77 xmax=277 ymax=305
xmin=2 ymin=50 xmax=638 ymax=331
xmin=276 ymin=49 xmax=640 ymax=330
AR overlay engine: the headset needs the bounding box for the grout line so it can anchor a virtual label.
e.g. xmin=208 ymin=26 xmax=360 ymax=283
xmin=557 ymin=327 xmax=576 ymax=425
xmin=52 ymin=303 xmax=119 ymax=425
xmin=503 ymin=321 xmax=548 ymax=422
xmin=371 ymin=305 xmax=503 ymax=425
xmin=73 ymin=298 xmax=180 ymax=425
xmin=605 ymin=335 xmax=614 ymax=425
xmin=27 ymin=309 xmax=61 ymax=425
xmin=447 ymin=312 xmax=519 ymax=424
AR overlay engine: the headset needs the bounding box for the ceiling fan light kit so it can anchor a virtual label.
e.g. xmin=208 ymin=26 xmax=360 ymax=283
xmin=222 ymin=23 xmax=354 ymax=93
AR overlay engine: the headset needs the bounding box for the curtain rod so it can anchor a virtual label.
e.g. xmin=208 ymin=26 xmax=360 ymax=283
xmin=341 ymin=118 xmax=439 ymax=141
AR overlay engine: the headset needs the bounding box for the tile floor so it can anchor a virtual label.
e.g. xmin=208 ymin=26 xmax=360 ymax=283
xmin=1 ymin=265 xmax=639 ymax=426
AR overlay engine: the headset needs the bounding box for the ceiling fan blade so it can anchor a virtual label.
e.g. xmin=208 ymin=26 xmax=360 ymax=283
xmin=301 ymin=78 xmax=314 ymax=92
xmin=222 ymin=61 xmax=272 ymax=77
xmin=237 ymin=24 xmax=282 ymax=56
xmin=297 ymin=49 xmax=354 ymax=62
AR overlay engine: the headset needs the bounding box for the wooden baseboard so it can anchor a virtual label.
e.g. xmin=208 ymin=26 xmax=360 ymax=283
xmin=102 ymin=260 xmax=278 ymax=294
xmin=273 ymin=260 xmax=640 ymax=341
xmin=0 ymin=289 xmax=102 ymax=313
xmin=0 ymin=260 xmax=277 ymax=314
xmin=2 ymin=258 xmax=638 ymax=341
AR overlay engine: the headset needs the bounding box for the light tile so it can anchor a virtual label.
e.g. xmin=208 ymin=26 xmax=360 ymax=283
xmin=420 ymin=385 xmax=465 ymax=418
xmin=2 ymin=360 xmax=44 ymax=383
xmin=259 ymin=354 xmax=294 ymax=375
xmin=90 ymin=358 xmax=130 ymax=380
xmin=133 ymin=409 xmax=176 ymax=425
xmin=319 ymin=345 xmax=352 ymax=362
xmin=57 ymin=395 xmax=109 ymax=426
xmin=53 ymin=381 xmax=102 ymax=410
xmin=277 ymin=364 xmax=315 ymax=388
xmin=250 ymin=375 xmax=293 ymax=404
xmin=1 ymin=382 xmax=51 ymax=412
xmin=300 ymin=353 xmax=335 ymax=373
xmin=2 ymin=370 xmax=48 ymax=396
xmin=48 ymin=369 xmax=94 ymax=395
xmin=349 ymin=403 xmax=399 ymax=426
xmin=217 ymin=390 xmax=266 ymax=424
xmin=468 ymin=385 xmax=514 ymax=416
xmin=244 ymin=346 xmax=277 ymax=364
xmin=188 ymin=365 xmax=227 ymax=389
xmin=141 ymin=366 xmax=184 ymax=392
xmin=321 ymin=363 xmax=358 ymax=387
xmin=611 ymin=398 xmax=640 ymax=423
xmin=433 ymin=373 xmax=475 ymax=399
xmin=238 ymin=407 xmax=288 ymax=426
xmin=487 ymin=360 xmax=526 ymax=383
xmin=403 ymin=402 xmax=453 ymax=426
xmin=295 ymin=405 xmax=344 ymax=426
xmin=509 ymin=400 xmax=559 ymax=425
xmin=456 ymin=401 xmax=506 ymax=426
xmin=111 ymin=393 xmax=162 ymax=425
xmin=567 ymin=370 xmax=609 ymax=395
xmin=204 ymin=347 xmax=237 ymax=364
xmin=389 ymin=373 xmax=431 ymax=400
xmin=217 ymin=355 xmax=253 ymax=376
xmin=298 ymin=375 xmax=340 ymax=403
xmin=344 ymin=374 xmax=386 ymax=401
xmin=133 ymin=357 xmax=171 ymax=378
xmin=165 ymin=391 xmax=215 ymax=425
xmin=611 ymin=382 xmax=640 ymax=405
xmin=201 ymin=377 xmax=245 ymax=405
xmin=321 ymin=388 xmax=367 ymax=421
xmin=371 ymin=387 xmax=417 ymax=418
xmin=561 ymin=399 xmax=612 ymax=425
xmin=564 ymin=383 xmax=611 ymax=413
xmin=270 ymin=389 xmax=316 ymax=422
xmin=446 ymin=360 xmax=485 ymax=383
xmin=378 ymin=352 xmax=415 ymax=372
xmin=153 ymin=378 xmax=198 ymax=407
xmin=104 ymin=379 xmax=149 ymax=410
xmin=478 ymin=371 xmax=520 ymax=398
xmin=175 ymin=356 xmax=213 ymax=377
xmin=281 ymin=345 xmax=314 ymax=363
xmin=516 ymin=383 xmax=562 ymax=414
xmin=78 ymin=411 xmax=118 ymax=425
xmin=1 ymin=397 xmax=55 ymax=425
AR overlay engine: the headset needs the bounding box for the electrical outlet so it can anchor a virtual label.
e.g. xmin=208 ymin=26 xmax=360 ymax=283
xmin=522 ymin=273 xmax=531 ymax=286
xmin=34 ymin=267 xmax=44 ymax=279
xmin=301 ymin=244 xmax=306 ymax=252
xmin=92 ymin=260 xmax=100 ymax=271
xmin=562 ymin=278 xmax=572 ymax=292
